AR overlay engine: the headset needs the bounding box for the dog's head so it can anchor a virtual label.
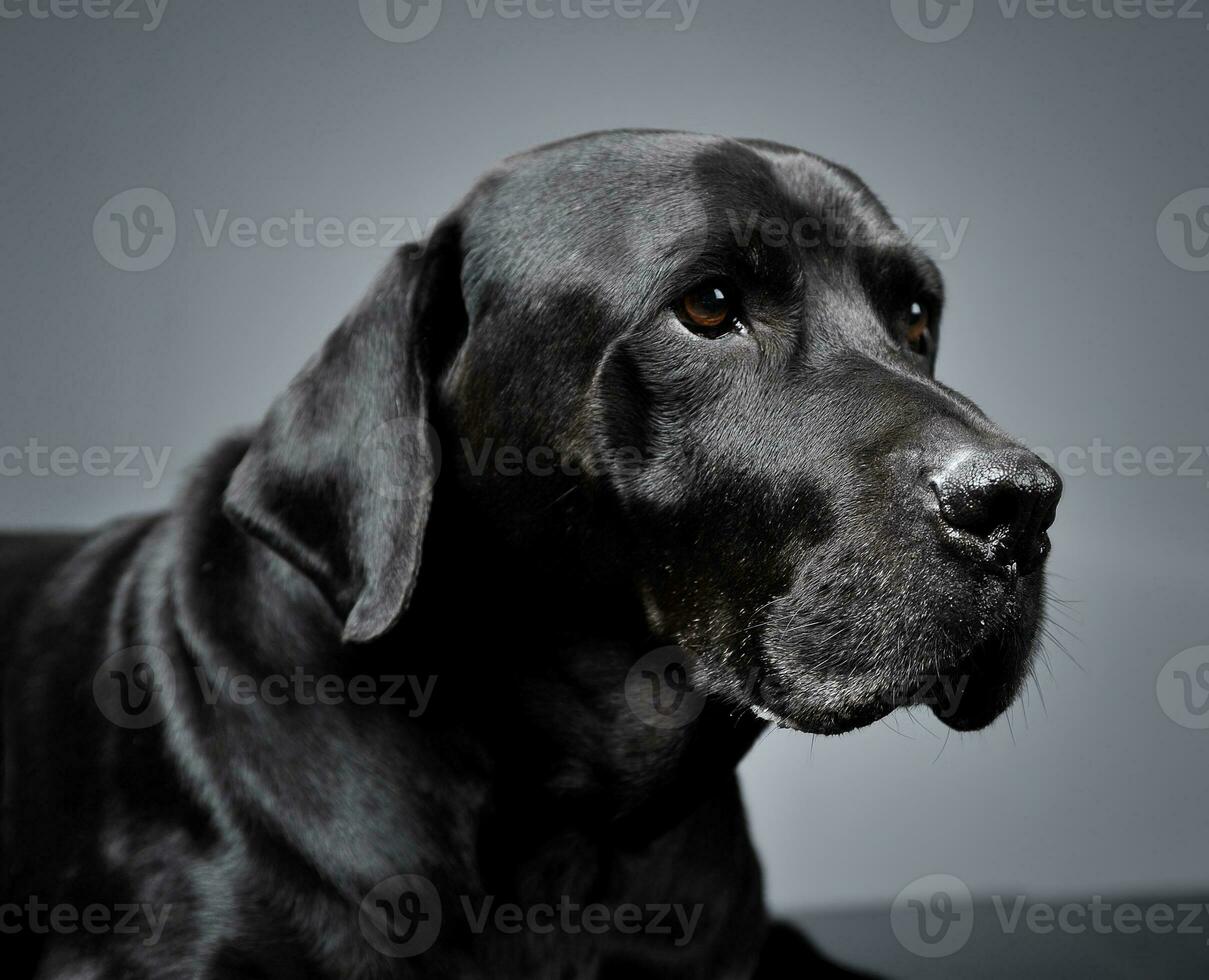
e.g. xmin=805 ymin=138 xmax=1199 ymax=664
xmin=225 ymin=130 xmax=1060 ymax=735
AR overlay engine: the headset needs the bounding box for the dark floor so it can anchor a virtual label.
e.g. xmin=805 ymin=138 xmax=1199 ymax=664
xmin=797 ymin=896 xmax=1209 ymax=978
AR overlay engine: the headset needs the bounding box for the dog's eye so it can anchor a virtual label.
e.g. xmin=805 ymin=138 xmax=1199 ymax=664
xmin=676 ymin=281 xmax=744 ymax=338
xmin=902 ymin=301 xmax=932 ymax=355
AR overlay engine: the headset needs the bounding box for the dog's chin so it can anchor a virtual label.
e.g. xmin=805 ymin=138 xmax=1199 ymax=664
xmin=746 ymin=673 xmax=910 ymax=736
xmin=749 ymin=699 xmax=896 ymax=736
xmin=748 ymin=605 xmax=1042 ymax=737
xmin=751 ymin=657 xmax=1029 ymax=736
xmin=925 ymin=630 xmax=1037 ymax=732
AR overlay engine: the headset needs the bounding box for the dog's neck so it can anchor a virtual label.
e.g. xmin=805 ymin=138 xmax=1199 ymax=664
xmin=400 ymin=476 xmax=766 ymax=827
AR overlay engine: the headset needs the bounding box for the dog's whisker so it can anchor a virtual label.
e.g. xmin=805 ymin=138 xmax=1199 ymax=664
xmin=932 ymin=725 xmax=954 ymax=763
xmin=904 ymin=707 xmax=939 ymax=740
xmin=1039 ymin=624 xmax=1085 ymax=672
xmin=541 ymin=484 xmax=581 ymax=511
xmin=1039 ymin=607 xmax=1082 ymax=641
xmin=879 ymin=714 xmax=914 ymax=740
xmin=1031 ymin=671 xmax=1049 ymax=716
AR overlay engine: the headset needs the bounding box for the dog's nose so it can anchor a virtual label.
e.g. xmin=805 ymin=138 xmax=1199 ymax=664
xmin=929 ymin=447 xmax=1062 ymax=576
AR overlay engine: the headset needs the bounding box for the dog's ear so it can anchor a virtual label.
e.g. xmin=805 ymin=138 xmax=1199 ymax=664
xmin=223 ymin=224 xmax=465 ymax=645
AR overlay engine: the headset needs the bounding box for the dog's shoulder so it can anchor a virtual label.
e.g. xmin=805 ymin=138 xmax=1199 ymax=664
xmin=0 ymin=515 xmax=164 ymax=653
xmin=0 ymin=531 xmax=89 ymax=628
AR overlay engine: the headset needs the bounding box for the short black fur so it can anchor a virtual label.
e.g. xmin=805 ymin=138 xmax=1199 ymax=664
xmin=1 ymin=130 xmax=1060 ymax=978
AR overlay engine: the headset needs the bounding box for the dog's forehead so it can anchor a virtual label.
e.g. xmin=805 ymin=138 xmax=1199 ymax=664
xmin=494 ymin=130 xmax=885 ymax=213
xmin=464 ymin=130 xmax=733 ymax=254
xmin=457 ymin=129 xmax=909 ymax=306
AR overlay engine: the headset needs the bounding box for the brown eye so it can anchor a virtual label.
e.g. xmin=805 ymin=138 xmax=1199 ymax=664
xmin=677 ymin=281 xmax=742 ymax=337
xmin=903 ymin=301 xmax=931 ymax=354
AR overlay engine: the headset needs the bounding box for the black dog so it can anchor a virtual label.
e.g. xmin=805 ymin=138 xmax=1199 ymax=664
xmin=1 ymin=130 xmax=1060 ymax=978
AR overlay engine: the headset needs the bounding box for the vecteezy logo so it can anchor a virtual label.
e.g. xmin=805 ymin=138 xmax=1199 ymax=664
xmin=93 ymin=188 xmax=176 ymax=272
xmin=1157 ymin=645 xmax=1209 ymax=729
xmin=890 ymin=874 xmax=974 ymax=958
xmin=624 ymin=646 xmax=707 ymax=730
xmin=92 ymin=645 xmax=177 ymax=729
xmin=359 ymin=874 xmax=443 ymax=957
xmin=1157 ymin=189 xmax=1209 ymax=272
xmin=359 ymin=0 xmax=443 ymax=43
xmin=890 ymin=0 xmax=974 ymax=42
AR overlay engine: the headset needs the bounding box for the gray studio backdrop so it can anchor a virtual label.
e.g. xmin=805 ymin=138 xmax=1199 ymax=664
xmin=2 ymin=0 xmax=1206 ymax=926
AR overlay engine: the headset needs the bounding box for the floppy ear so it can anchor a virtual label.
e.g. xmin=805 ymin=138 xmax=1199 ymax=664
xmin=223 ymin=225 xmax=465 ymax=645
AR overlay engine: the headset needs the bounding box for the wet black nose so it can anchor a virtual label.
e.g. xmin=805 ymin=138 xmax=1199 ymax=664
xmin=930 ymin=448 xmax=1062 ymax=576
